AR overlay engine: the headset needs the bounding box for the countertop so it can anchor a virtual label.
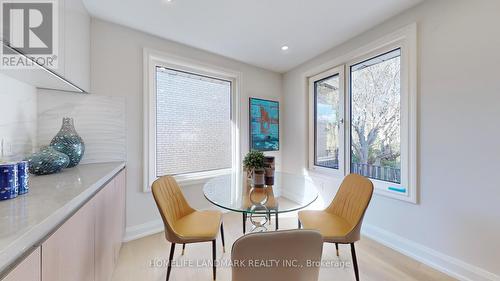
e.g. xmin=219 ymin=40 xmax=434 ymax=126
xmin=0 ymin=161 xmax=126 ymax=275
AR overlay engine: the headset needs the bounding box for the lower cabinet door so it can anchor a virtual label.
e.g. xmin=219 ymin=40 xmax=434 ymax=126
xmin=95 ymin=179 xmax=115 ymax=281
xmin=113 ymin=170 xmax=126 ymax=262
xmin=2 ymin=247 xmax=41 ymax=281
xmin=42 ymin=200 xmax=95 ymax=281
xmin=95 ymin=170 xmax=126 ymax=281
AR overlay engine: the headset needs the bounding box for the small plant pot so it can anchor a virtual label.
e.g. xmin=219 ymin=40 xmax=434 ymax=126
xmin=246 ymin=168 xmax=254 ymax=181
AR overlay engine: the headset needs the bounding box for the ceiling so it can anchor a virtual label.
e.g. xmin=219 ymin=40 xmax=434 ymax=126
xmin=83 ymin=0 xmax=422 ymax=73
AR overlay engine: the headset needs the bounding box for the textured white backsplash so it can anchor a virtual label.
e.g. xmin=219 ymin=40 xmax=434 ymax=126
xmin=37 ymin=89 xmax=126 ymax=164
xmin=0 ymin=73 xmax=37 ymax=161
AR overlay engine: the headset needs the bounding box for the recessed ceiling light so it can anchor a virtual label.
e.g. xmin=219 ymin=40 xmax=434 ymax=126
xmin=281 ymin=45 xmax=289 ymax=51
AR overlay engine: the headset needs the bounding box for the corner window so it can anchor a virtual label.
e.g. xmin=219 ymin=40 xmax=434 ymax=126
xmin=349 ymin=49 xmax=401 ymax=184
xmin=309 ymin=66 xmax=345 ymax=177
xmin=308 ymin=24 xmax=417 ymax=203
xmin=315 ymin=74 xmax=341 ymax=169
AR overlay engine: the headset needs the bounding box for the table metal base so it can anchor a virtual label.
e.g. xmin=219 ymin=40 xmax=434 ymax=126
xmin=242 ymin=211 xmax=278 ymax=233
xmin=242 ymin=186 xmax=280 ymax=233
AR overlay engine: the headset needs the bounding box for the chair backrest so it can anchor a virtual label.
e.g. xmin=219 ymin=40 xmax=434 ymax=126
xmin=151 ymin=176 xmax=195 ymax=242
xmin=326 ymin=173 xmax=374 ymax=241
xmin=231 ymin=230 xmax=323 ymax=281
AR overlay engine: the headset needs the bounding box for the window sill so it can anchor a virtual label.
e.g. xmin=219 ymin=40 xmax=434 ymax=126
xmin=308 ymin=165 xmax=344 ymax=178
xmin=144 ymin=168 xmax=233 ymax=192
xmin=173 ymin=168 xmax=233 ymax=186
xmin=306 ymin=168 xmax=417 ymax=204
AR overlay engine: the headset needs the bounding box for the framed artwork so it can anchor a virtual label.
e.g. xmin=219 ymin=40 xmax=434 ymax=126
xmin=249 ymin=97 xmax=279 ymax=151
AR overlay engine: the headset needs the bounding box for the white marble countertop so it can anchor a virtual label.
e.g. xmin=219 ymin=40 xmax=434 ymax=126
xmin=0 ymin=161 xmax=126 ymax=275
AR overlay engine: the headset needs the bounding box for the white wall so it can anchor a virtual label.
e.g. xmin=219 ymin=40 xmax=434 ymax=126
xmin=282 ymin=0 xmax=500 ymax=280
xmin=90 ymin=19 xmax=283 ymax=239
xmin=0 ymin=73 xmax=37 ymax=161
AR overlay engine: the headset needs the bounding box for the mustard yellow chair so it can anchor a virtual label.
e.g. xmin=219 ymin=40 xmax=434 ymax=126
xmin=152 ymin=176 xmax=225 ymax=281
xmin=298 ymin=174 xmax=373 ymax=281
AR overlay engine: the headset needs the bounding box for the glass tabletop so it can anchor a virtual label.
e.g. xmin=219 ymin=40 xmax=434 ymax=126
xmin=203 ymin=172 xmax=318 ymax=214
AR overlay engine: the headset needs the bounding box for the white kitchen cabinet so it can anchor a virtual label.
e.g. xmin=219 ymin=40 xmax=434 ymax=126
xmin=95 ymin=179 xmax=116 ymax=281
xmin=113 ymin=170 xmax=126 ymax=263
xmin=42 ymin=169 xmax=126 ymax=281
xmin=95 ymin=169 xmax=126 ymax=281
xmin=42 ymin=198 xmax=95 ymax=281
xmin=4 ymin=169 xmax=126 ymax=281
xmin=0 ymin=0 xmax=90 ymax=93
xmin=57 ymin=0 xmax=91 ymax=92
xmin=1 ymin=248 xmax=41 ymax=281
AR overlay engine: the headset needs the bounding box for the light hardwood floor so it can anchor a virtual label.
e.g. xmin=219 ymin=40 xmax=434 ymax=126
xmin=111 ymin=213 xmax=455 ymax=281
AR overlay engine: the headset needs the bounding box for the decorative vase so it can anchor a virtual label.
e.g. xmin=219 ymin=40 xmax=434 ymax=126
xmin=50 ymin=117 xmax=85 ymax=168
xmin=253 ymin=168 xmax=265 ymax=187
xmin=264 ymin=156 xmax=275 ymax=185
xmin=25 ymin=146 xmax=70 ymax=175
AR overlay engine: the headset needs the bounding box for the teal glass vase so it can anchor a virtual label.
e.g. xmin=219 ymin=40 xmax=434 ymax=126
xmin=50 ymin=117 xmax=85 ymax=168
xmin=25 ymin=146 xmax=70 ymax=175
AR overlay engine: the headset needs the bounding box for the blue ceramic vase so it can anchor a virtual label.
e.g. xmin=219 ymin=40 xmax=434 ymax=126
xmin=24 ymin=146 xmax=70 ymax=175
xmin=50 ymin=117 xmax=85 ymax=168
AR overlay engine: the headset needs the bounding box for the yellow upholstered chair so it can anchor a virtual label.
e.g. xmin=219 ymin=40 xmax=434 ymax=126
xmin=298 ymin=174 xmax=373 ymax=281
xmin=152 ymin=176 xmax=225 ymax=281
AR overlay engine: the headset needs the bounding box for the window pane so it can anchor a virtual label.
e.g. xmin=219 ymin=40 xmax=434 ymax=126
xmin=156 ymin=67 xmax=232 ymax=176
xmin=350 ymin=49 xmax=401 ymax=183
xmin=314 ymin=74 xmax=341 ymax=169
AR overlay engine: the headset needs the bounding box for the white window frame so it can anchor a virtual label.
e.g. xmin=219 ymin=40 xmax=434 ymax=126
xmin=308 ymin=65 xmax=345 ymax=178
xmin=143 ymin=48 xmax=241 ymax=192
xmin=306 ymin=24 xmax=417 ymax=203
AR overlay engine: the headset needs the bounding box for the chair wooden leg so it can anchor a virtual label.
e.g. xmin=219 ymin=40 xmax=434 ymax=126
xmin=242 ymin=213 xmax=246 ymax=234
xmin=182 ymin=244 xmax=185 ymax=255
xmin=335 ymin=243 xmax=339 ymax=256
xmin=298 ymin=219 xmax=302 ymax=229
xmin=166 ymin=243 xmax=175 ymax=281
xmin=350 ymin=243 xmax=359 ymax=281
xmin=212 ymin=240 xmax=216 ymax=280
xmin=220 ymin=223 xmax=226 ymax=253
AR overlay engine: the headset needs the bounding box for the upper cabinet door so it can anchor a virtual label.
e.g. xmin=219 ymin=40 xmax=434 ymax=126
xmin=41 ymin=199 xmax=95 ymax=281
xmin=60 ymin=0 xmax=91 ymax=92
xmin=1 ymin=247 xmax=41 ymax=281
xmin=0 ymin=0 xmax=90 ymax=93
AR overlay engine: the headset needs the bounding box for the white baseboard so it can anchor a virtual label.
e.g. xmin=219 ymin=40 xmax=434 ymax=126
xmin=362 ymin=224 xmax=500 ymax=281
xmin=124 ymin=219 xmax=163 ymax=242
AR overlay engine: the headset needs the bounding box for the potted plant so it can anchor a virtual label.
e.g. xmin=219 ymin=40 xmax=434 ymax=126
xmin=243 ymin=150 xmax=265 ymax=187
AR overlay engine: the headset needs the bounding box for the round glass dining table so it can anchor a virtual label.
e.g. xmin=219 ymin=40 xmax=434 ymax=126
xmin=203 ymin=172 xmax=318 ymax=232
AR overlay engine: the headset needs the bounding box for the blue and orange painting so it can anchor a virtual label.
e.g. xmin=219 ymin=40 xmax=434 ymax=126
xmin=250 ymin=98 xmax=279 ymax=151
